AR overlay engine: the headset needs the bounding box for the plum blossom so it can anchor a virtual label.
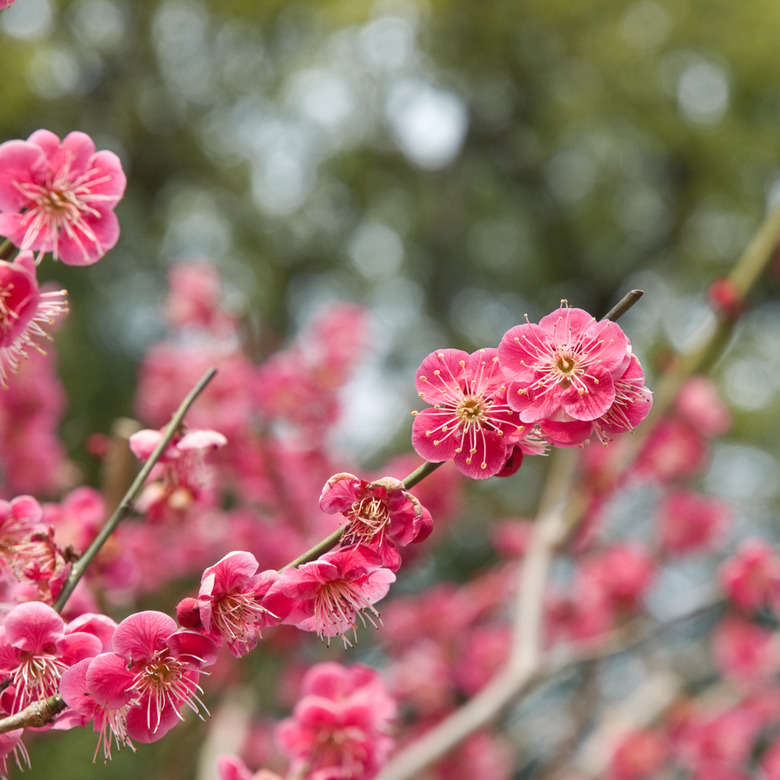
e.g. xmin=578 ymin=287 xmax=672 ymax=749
xmin=84 ymin=611 xmax=218 ymax=743
xmin=128 ymin=426 xmax=227 ymax=521
xmin=177 ymin=551 xmax=283 ymax=657
xmin=498 ymin=303 xmax=630 ymax=428
xmin=271 ymin=546 xmax=395 ymax=646
xmin=60 ymin=656 xmax=135 ymax=762
xmin=411 ymin=348 xmax=533 ymax=478
xmin=0 ymin=130 xmax=126 ymax=265
xmin=0 ymin=252 xmax=67 ymax=387
xmin=319 ymin=473 xmax=433 ymax=570
xmin=0 ymin=601 xmax=101 ymax=713
xmin=276 ymin=662 xmax=396 ymax=780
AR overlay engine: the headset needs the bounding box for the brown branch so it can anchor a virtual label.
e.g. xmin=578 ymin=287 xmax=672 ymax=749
xmin=0 ymin=695 xmax=65 ymax=734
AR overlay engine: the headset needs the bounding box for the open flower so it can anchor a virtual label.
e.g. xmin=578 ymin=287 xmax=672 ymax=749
xmin=319 ymin=473 xmax=433 ymax=570
xmin=0 ymin=253 xmax=67 ymax=387
xmin=271 ymin=546 xmax=395 ymax=646
xmin=0 ymin=601 xmax=101 ymax=713
xmin=0 ymin=130 xmax=126 ymax=265
xmin=84 ymin=611 xmax=219 ymax=743
xmin=498 ymin=303 xmax=630 ymax=424
xmin=411 ymin=348 xmax=529 ymax=479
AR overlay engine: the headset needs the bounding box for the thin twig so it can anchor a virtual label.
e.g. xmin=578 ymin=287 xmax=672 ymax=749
xmin=52 ymin=367 xmax=218 ymax=613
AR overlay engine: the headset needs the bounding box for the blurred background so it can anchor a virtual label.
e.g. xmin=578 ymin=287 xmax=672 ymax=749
xmin=3 ymin=0 xmax=780 ymax=777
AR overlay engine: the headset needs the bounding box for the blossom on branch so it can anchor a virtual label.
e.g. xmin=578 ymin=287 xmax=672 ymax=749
xmin=319 ymin=473 xmax=433 ymax=570
xmin=270 ymin=546 xmax=395 ymax=646
xmin=411 ymin=348 xmax=536 ymax=478
xmin=83 ymin=611 xmax=218 ymax=743
xmin=0 ymin=130 xmax=126 ymax=265
xmin=498 ymin=304 xmax=630 ymax=424
xmin=176 ymin=551 xmax=283 ymax=657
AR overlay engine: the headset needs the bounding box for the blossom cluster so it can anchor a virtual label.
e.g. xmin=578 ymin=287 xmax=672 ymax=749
xmin=412 ymin=305 xmax=652 ymax=478
xmin=0 ymin=123 xmax=768 ymax=780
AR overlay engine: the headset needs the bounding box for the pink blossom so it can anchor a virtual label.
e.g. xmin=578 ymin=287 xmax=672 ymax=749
xmin=276 ymin=662 xmax=396 ymax=780
xmin=635 ymin=418 xmax=708 ymax=482
xmin=60 ymin=656 xmax=135 ymax=761
xmin=271 ymin=546 xmax=395 ymax=646
xmin=0 ymin=1 xmax=17 ymax=8
xmin=84 ymin=610 xmax=219 ymax=743
xmin=676 ymin=376 xmax=732 ymax=437
xmin=128 ymin=426 xmax=227 ymax=521
xmin=498 ymin=303 xmax=630 ymax=424
xmin=319 ymin=473 xmax=433 ymax=570
xmin=184 ymin=551 xmax=283 ymax=657
xmin=411 ymin=348 xmax=531 ymax=478
xmin=0 ymin=601 xmax=101 ymax=713
xmin=712 ymin=617 xmax=779 ymax=685
xmin=657 ymin=489 xmax=730 ymax=556
xmin=0 ymin=252 xmax=67 ymax=387
xmin=580 ymin=543 xmax=656 ymax=613
xmin=0 ymin=130 xmax=126 ymax=265
xmin=721 ymin=540 xmax=780 ymax=612
xmin=676 ymin=706 xmax=761 ymax=776
xmin=165 ymin=262 xmax=237 ymax=333
xmin=607 ymin=729 xmax=668 ymax=780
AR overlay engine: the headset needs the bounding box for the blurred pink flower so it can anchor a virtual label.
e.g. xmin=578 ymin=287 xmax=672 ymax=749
xmin=0 ymin=130 xmax=125 ymax=265
xmin=276 ymin=662 xmax=396 ymax=780
xmin=657 ymin=489 xmax=730 ymax=556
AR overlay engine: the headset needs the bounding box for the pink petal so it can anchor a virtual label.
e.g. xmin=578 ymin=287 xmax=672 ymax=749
xmin=125 ymin=695 xmax=182 ymax=743
xmin=411 ymin=408 xmax=460 ymax=462
xmin=560 ymin=365 xmax=615 ymax=421
xmin=56 ymin=208 xmax=120 ymax=266
xmin=85 ymin=652 xmax=134 ymax=709
xmin=113 ymin=611 xmax=177 ymax=663
xmin=4 ymin=601 xmax=64 ymax=652
xmin=415 ymin=349 xmax=469 ymax=404
xmin=0 ymin=141 xmax=43 ymax=210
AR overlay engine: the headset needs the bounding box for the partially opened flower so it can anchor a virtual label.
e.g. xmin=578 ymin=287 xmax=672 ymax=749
xmin=319 ymin=473 xmax=433 ymax=570
xmin=183 ymin=551 xmax=282 ymax=657
xmin=0 ymin=130 xmax=126 ymax=265
xmin=0 ymin=253 xmax=67 ymax=387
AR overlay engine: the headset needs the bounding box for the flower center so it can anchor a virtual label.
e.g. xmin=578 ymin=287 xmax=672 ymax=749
xmin=456 ymin=396 xmax=487 ymax=426
xmin=314 ymin=579 xmax=379 ymax=646
xmin=346 ymin=498 xmax=390 ymax=545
